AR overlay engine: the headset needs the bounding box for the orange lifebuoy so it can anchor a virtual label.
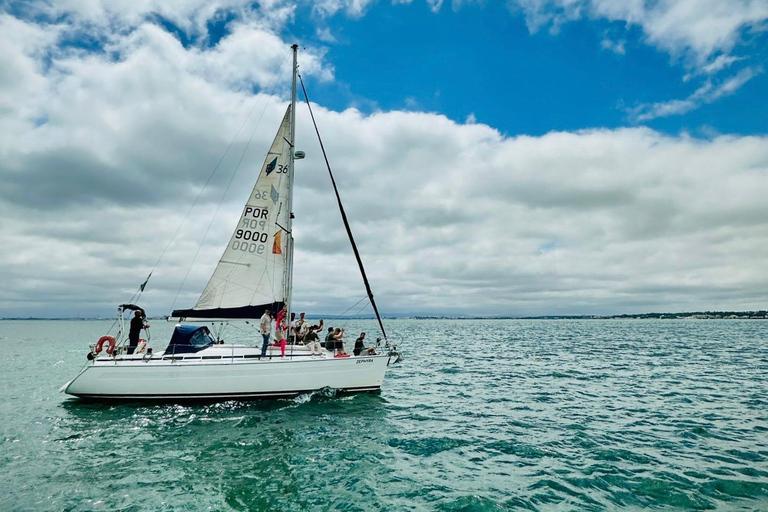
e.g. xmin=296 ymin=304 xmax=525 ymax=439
xmin=95 ymin=335 xmax=116 ymax=355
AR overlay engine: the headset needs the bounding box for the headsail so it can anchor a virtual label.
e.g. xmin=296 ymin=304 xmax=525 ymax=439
xmin=172 ymin=107 xmax=293 ymax=319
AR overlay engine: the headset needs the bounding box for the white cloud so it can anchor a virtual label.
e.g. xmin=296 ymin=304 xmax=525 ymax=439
xmin=20 ymin=0 xmax=295 ymax=36
xmin=403 ymin=0 xmax=765 ymax=122
xmin=1 ymin=8 xmax=768 ymax=318
xmin=683 ymin=54 xmax=745 ymax=82
xmin=629 ymin=66 xmax=762 ymax=122
xmin=312 ymin=0 xmax=379 ymax=18
xmin=315 ymin=27 xmax=337 ymax=43
xmin=510 ymin=0 xmax=768 ymax=66
xmin=700 ymin=54 xmax=745 ymax=75
xmin=426 ymin=0 xmax=445 ymax=13
xmin=296 ymin=116 xmax=768 ymax=315
xmin=600 ymin=37 xmax=626 ymax=55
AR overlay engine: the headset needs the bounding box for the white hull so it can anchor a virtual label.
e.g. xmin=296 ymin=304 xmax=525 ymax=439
xmin=64 ymin=345 xmax=394 ymax=400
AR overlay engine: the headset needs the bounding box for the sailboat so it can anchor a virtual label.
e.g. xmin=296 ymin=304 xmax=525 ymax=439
xmin=61 ymin=45 xmax=399 ymax=401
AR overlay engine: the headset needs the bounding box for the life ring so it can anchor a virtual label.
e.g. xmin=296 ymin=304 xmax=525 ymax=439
xmin=95 ymin=335 xmax=116 ymax=355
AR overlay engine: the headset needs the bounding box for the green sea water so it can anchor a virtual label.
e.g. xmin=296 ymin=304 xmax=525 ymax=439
xmin=1 ymin=319 xmax=767 ymax=511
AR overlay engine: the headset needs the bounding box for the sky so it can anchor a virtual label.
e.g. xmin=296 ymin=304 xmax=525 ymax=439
xmin=1 ymin=0 xmax=767 ymax=318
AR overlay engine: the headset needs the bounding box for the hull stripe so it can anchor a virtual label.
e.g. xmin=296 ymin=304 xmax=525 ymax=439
xmin=69 ymin=385 xmax=381 ymax=400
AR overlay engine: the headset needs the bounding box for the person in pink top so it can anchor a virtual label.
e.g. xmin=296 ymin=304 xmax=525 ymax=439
xmin=275 ymin=305 xmax=287 ymax=356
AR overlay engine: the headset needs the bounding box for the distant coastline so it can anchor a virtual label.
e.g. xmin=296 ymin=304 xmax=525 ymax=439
xmin=406 ymin=311 xmax=768 ymax=320
xmin=2 ymin=310 xmax=766 ymax=320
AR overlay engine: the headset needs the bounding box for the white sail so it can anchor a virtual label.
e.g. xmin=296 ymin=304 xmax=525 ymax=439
xmin=173 ymin=106 xmax=292 ymax=319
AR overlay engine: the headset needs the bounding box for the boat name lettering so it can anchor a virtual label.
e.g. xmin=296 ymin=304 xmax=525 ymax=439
xmin=231 ymin=240 xmax=265 ymax=254
xmin=243 ymin=207 xmax=269 ymax=219
xmin=241 ymin=218 xmax=267 ymax=230
xmin=356 ymin=358 xmax=374 ymax=364
xmin=235 ymin=229 xmax=268 ymax=243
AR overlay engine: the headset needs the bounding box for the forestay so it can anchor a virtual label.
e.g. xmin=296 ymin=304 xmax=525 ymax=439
xmin=172 ymin=107 xmax=292 ymax=319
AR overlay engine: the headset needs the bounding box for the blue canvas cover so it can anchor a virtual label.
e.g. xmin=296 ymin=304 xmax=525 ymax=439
xmin=164 ymin=325 xmax=215 ymax=354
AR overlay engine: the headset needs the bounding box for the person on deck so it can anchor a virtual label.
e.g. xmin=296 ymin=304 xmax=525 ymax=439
xmin=324 ymin=327 xmax=335 ymax=351
xmin=294 ymin=312 xmax=308 ymax=343
xmin=288 ymin=312 xmax=297 ymax=344
xmin=303 ymin=325 xmax=323 ymax=356
xmin=275 ymin=306 xmax=287 ymax=356
xmin=259 ymin=308 xmax=272 ymax=357
xmin=331 ymin=327 xmax=346 ymax=356
xmin=128 ymin=309 xmax=149 ymax=355
xmin=353 ymin=332 xmax=376 ymax=356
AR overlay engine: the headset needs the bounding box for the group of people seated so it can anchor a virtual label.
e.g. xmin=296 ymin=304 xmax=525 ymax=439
xmin=259 ymin=307 xmax=377 ymax=358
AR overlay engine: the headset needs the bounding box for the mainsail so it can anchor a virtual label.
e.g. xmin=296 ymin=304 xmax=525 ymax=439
xmin=172 ymin=107 xmax=293 ymax=319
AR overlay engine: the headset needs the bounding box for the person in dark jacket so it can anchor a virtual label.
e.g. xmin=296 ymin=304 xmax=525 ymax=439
xmin=303 ymin=325 xmax=323 ymax=356
xmin=128 ymin=310 xmax=149 ymax=354
xmin=353 ymin=332 xmax=376 ymax=356
xmin=325 ymin=327 xmax=335 ymax=351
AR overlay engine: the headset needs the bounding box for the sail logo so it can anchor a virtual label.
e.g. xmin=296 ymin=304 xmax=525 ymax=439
xmin=265 ymin=157 xmax=278 ymax=175
xmin=270 ymin=184 xmax=279 ymax=204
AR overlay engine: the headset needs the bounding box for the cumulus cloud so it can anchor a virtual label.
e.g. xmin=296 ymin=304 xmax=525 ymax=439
xmin=19 ymin=0 xmax=296 ymax=37
xmin=1 ymin=6 xmax=768 ymax=318
xmin=293 ymin=111 xmax=768 ymax=316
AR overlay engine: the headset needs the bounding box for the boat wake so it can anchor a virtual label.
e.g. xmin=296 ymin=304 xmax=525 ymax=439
xmin=292 ymin=387 xmax=339 ymax=404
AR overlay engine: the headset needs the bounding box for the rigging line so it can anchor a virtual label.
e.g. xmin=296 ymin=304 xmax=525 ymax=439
xmin=189 ymin=107 xmax=290 ymax=302
xmin=171 ymin=60 xmax=290 ymax=312
xmin=334 ymin=299 xmax=372 ymax=337
xmin=352 ymin=299 xmax=372 ymax=319
xmin=298 ymin=73 xmax=388 ymax=339
xmin=328 ymin=296 xmax=369 ymax=321
xmin=246 ymin=264 xmax=272 ymax=307
xmin=327 ymin=297 xmax=370 ymax=334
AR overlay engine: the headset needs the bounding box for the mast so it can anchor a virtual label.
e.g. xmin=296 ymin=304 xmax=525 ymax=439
xmin=285 ymin=44 xmax=298 ymax=323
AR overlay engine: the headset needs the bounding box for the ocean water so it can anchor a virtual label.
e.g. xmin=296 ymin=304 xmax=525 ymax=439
xmin=1 ymin=318 xmax=767 ymax=511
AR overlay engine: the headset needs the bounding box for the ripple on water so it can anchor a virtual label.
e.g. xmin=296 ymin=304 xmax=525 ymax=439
xmin=1 ymin=319 xmax=767 ymax=510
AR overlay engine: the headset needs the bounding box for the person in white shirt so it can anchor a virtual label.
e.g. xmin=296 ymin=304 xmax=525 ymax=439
xmin=259 ymin=309 xmax=272 ymax=357
xmin=293 ymin=312 xmax=309 ymax=343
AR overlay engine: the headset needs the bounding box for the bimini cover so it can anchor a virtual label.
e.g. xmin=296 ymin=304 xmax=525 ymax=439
xmin=164 ymin=325 xmax=215 ymax=354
